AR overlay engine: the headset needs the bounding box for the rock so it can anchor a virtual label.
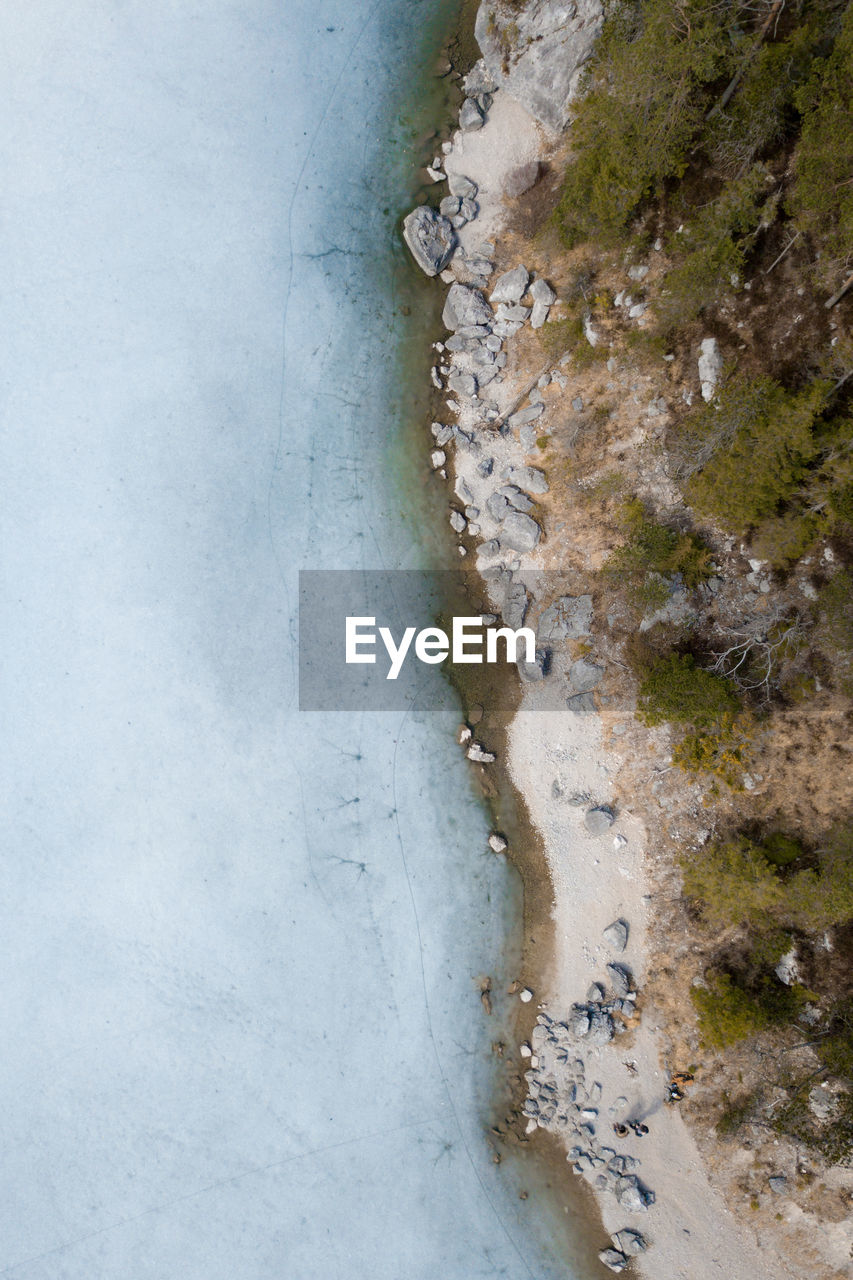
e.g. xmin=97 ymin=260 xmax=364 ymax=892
xmin=569 ymin=658 xmax=604 ymax=692
xmin=467 ymin=742 xmax=496 ymax=763
xmin=502 ymin=580 xmax=530 ymax=629
xmin=504 ymin=160 xmax=541 ymax=198
xmin=572 ymin=396 xmax=584 ymax=412
xmin=698 ymin=336 xmax=723 ymax=401
xmin=475 ymin=0 xmax=605 ymax=133
xmin=603 ymin=919 xmax=629 ymax=952
xmin=606 ymin=963 xmax=632 ymax=998
xmin=464 ymin=58 xmax=498 ymax=95
xmin=439 ymin=195 xmax=461 ymax=218
xmin=584 ymin=806 xmax=615 ymax=836
xmin=431 ymin=422 xmax=453 ymax=446
xmin=449 ymin=510 xmax=467 ymax=534
xmin=486 ymin=492 xmax=510 ymax=521
xmin=459 ymin=97 xmax=484 ymax=131
xmin=489 ymin=264 xmax=527 ymax=304
xmin=530 ymin=277 xmax=556 ymax=305
xmin=775 ymin=948 xmax=800 ymax=987
xmin=447 ymin=371 xmax=477 ymax=398
xmin=627 ymin=264 xmax=649 ymax=281
xmin=566 ymin=692 xmax=597 ymax=716
xmin=530 ymin=300 xmax=550 ymax=329
xmin=489 ymin=833 xmax=508 ymax=853
xmin=587 ymin=982 xmax=605 ymax=1003
xmin=518 ymin=649 xmax=549 ymax=682
xmin=500 ymin=485 xmax=534 ymax=513
xmin=570 ymin=1007 xmax=591 ymax=1037
xmin=615 ymin=1176 xmax=654 ymax=1213
xmin=587 ymin=1008 xmax=615 ymax=1045
xmin=583 ymin=314 xmax=600 ymax=346
xmin=506 ymin=465 xmax=548 ymax=494
xmin=612 ymin=1229 xmax=647 ymax=1256
xmin=508 ymin=403 xmax=545 ymax=429
xmin=538 ymin=595 xmax=593 ymax=640
xmin=501 ymin=511 xmax=541 ymax=553
xmin=479 ymin=539 xmax=501 ymax=558
xmin=768 ymin=1175 xmax=787 ymax=1194
xmin=443 ymin=283 xmax=493 ymax=331
xmin=628 ymin=302 xmax=647 ymax=319
xmin=430 ymin=450 xmax=446 ymax=469
xmin=402 ymin=206 xmax=456 ymax=277
xmin=599 ymin=1250 xmax=628 ymax=1273
xmin=808 ymin=1085 xmax=839 ymax=1123
xmin=519 ymin=987 xmax=534 ymax=1003
xmin=447 ymin=172 xmax=478 ymax=199
xmin=495 ymin=303 xmax=530 ymax=323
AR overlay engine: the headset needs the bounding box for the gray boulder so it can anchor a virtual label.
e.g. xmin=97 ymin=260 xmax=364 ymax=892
xmin=570 ymin=1007 xmax=591 ymax=1038
xmin=584 ymin=806 xmax=614 ymax=836
xmin=569 ymin=658 xmax=604 ymax=692
xmin=612 ymin=1229 xmax=647 ymax=1257
xmin=490 ymin=264 xmax=529 ymax=304
xmin=403 ymin=206 xmax=456 ymax=276
xmin=530 ymin=300 xmax=550 ymax=329
xmin=486 ymin=492 xmax=510 ymax=521
xmin=530 ymin=277 xmax=556 ymax=305
xmin=502 ymin=581 xmax=529 ymax=629
xmin=506 ymin=465 xmax=548 ymax=494
xmin=504 ymin=160 xmax=541 ymax=198
xmin=447 ymin=371 xmax=477 ymax=398
xmin=501 ymin=511 xmax=541 ymax=553
xmin=443 ymin=283 xmax=492 ymax=331
xmin=507 ymin=403 xmax=544 ymax=428
xmin=598 ymin=1251 xmax=628 ymax=1274
xmin=459 ymin=97 xmax=484 ymax=131
xmin=587 ymin=1008 xmax=615 ymax=1045
xmin=538 ymin=595 xmax=593 ymax=640
xmin=768 ymin=1175 xmax=787 ymax=1194
xmin=603 ymin=919 xmax=629 ymax=952
xmin=499 ymin=484 xmax=534 ymax=513
xmin=615 ymin=1176 xmax=654 ymax=1213
xmin=518 ymin=649 xmax=549 ymax=682
xmin=447 ymin=172 xmax=478 ymax=199
xmin=475 ymin=0 xmax=604 ymax=134
xmin=606 ymin=963 xmax=632 ymax=998
xmin=566 ymin=692 xmax=597 ymax=716
xmin=698 ymin=336 xmax=723 ymax=401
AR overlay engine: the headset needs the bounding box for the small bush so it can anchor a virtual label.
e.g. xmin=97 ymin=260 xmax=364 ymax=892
xmin=686 ymin=375 xmax=830 ymax=530
xmin=692 ymin=972 xmax=770 ymax=1047
xmin=637 ymin=652 xmax=740 ymax=728
xmin=605 ymin=501 xmax=713 ymax=608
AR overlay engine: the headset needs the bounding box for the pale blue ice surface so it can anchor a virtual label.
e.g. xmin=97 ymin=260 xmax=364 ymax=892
xmin=0 ymin=3 xmax=593 ymax=1276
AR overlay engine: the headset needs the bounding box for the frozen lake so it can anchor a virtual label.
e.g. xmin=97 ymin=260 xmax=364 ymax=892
xmin=0 ymin=3 xmax=598 ymax=1275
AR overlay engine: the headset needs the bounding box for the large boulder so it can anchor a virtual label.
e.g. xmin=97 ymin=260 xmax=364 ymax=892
xmin=538 ymin=594 xmax=593 ymax=640
xmin=490 ymin=264 xmax=529 ymax=304
xmin=584 ymin=805 xmax=614 ymax=835
xmin=698 ymin=336 xmax=723 ymax=401
xmin=475 ymin=0 xmax=604 ymax=133
xmin=569 ymin=658 xmax=603 ymax=691
xmin=603 ymin=919 xmax=629 ymax=952
xmin=443 ymin=283 xmax=493 ymax=331
xmin=615 ymin=1175 xmax=655 ymax=1213
xmin=402 ymin=206 xmax=456 ymax=276
xmin=501 ymin=511 xmax=541 ymax=552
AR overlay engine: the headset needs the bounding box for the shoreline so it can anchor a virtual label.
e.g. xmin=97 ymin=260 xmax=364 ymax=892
xmin=405 ymin=15 xmax=788 ymax=1277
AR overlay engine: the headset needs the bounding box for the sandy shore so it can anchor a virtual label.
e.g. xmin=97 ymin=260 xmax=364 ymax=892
xmin=426 ymin=83 xmax=791 ymax=1279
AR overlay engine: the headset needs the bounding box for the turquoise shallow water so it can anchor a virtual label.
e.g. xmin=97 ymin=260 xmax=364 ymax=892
xmin=0 ymin=3 xmax=601 ymax=1275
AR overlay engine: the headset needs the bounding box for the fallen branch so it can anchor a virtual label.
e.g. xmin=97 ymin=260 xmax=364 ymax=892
xmin=707 ymin=0 xmax=786 ymax=119
xmin=764 ymin=230 xmax=800 ymax=275
xmin=825 ymin=269 xmax=853 ymax=310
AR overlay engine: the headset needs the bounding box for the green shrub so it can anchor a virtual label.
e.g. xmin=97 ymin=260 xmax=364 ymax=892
xmin=555 ymin=0 xmax=740 ymax=245
xmin=692 ymin=972 xmax=770 ymax=1047
xmin=637 ymin=652 xmax=740 ymax=727
xmin=658 ymin=167 xmax=769 ymax=328
xmin=789 ymin=4 xmax=853 ymax=280
xmin=605 ymin=501 xmax=713 ymax=607
xmin=683 ymin=837 xmax=786 ymax=929
xmin=686 ymin=375 xmax=829 ymax=530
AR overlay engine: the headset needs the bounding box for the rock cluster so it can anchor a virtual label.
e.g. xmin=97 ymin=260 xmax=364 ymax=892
xmin=474 ymin=0 xmax=604 ymax=133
